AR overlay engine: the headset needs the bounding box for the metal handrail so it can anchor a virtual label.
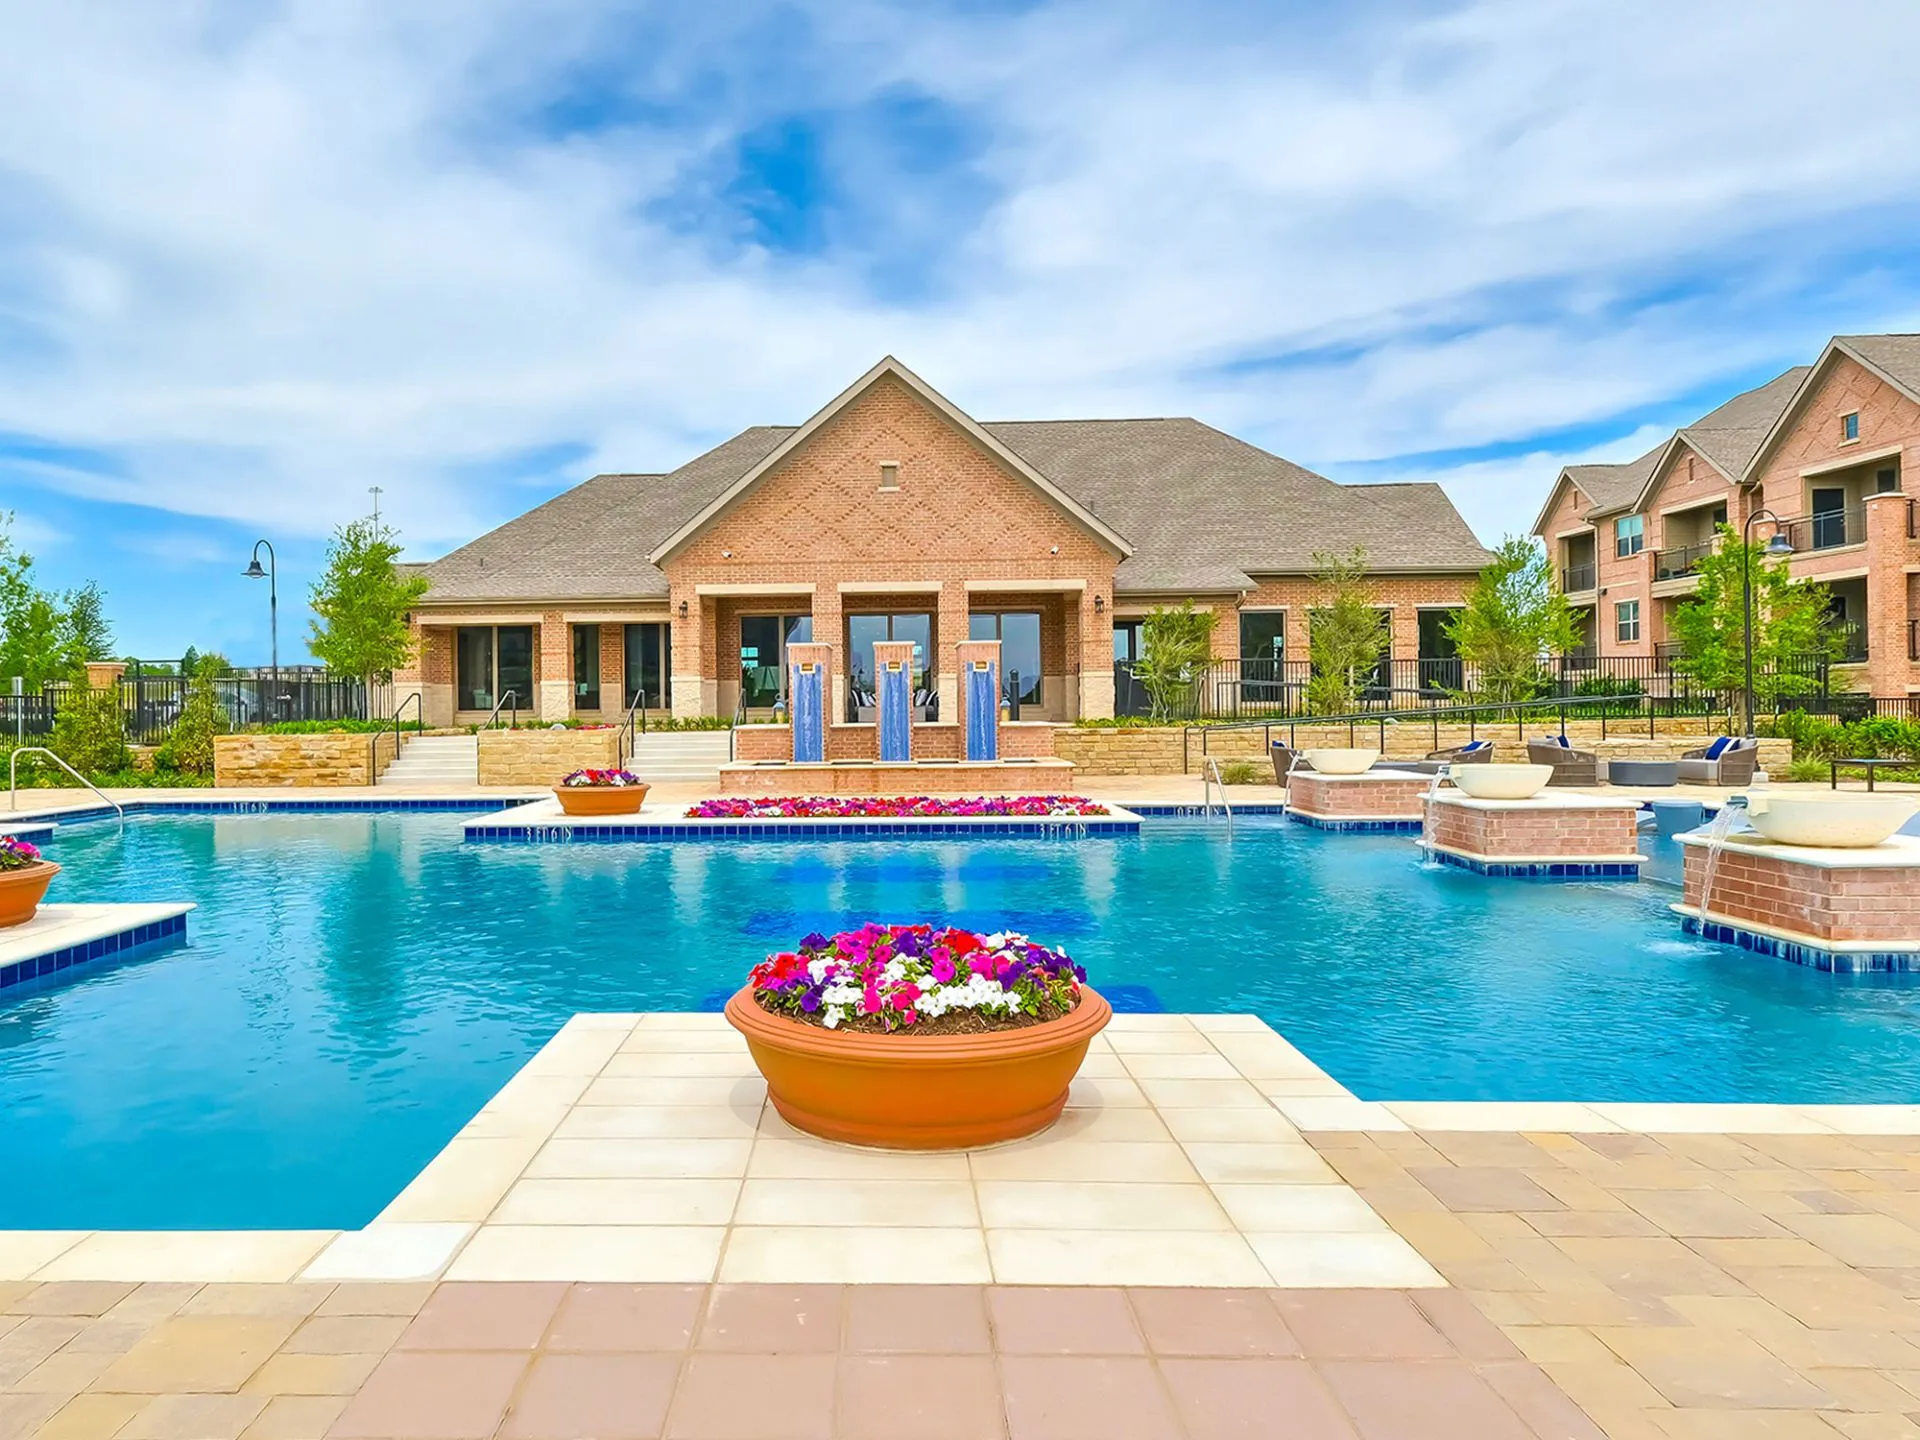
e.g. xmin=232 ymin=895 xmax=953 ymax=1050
xmin=483 ymin=689 xmax=519 ymax=731
xmin=373 ymin=692 xmax=424 ymax=780
xmin=617 ymin=688 xmax=648 ymax=768
xmin=8 ymin=747 xmax=125 ymax=818
xmin=1201 ymin=755 xmax=1233 ymax=830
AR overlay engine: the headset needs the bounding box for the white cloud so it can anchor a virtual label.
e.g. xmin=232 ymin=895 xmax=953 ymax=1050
xmin=1 ymin=0 xmax=1918 ymax=568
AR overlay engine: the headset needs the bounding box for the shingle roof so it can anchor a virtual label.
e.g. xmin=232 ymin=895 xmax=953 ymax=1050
xmin=1562 ymin=447 xmax=1663 ymax=519
xmin=1673 ymin=366 xmax=1811 ymax=480
xmin=418 ymin=410 xmax=1489 ymax=603
xmin=1836 ymin=335 xmax=1920 ymax=399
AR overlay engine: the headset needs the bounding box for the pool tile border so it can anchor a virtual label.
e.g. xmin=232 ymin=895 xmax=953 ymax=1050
xmin=0 ymin=904 xmax=191 ymax=992
xmin=1284 ymin=812 xmax=1423 ymax=833
xmin=1430 ymin=848 xmax=1641 ymax=880
xmin=1678 ymin=912 xmax=1920 ymax=973
xmin=461 ymin=800 xmax=1146 ymax=842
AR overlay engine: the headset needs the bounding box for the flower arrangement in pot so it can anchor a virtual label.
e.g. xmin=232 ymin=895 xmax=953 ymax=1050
xmin=0 ymin=837 xmax=58 ymax=929
xmin=553 ymin=767 xmax=650 ymax=816
xmin=725 ymin=923 xmax=1111 ymax=1149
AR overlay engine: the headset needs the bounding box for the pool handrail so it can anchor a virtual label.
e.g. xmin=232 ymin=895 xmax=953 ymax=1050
xmin=482 ymin=689 xmax=519 ymax=732
xmin=8 ymin=746 xmax=125 ymax=819
xmin=1201 ymin=755 xmax=1233 ymax=831
xmin=372 ymin=691 xmax=425 ymax=781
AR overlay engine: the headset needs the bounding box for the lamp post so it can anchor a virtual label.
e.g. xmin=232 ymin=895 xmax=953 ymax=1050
xmin=1741 ymin=509 xmax=1794 ymax=737
xmin=243 ymin=540 xmax=278 ymax=697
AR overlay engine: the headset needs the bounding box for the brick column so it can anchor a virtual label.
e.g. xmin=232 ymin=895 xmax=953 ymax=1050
xmin=813 ymin=588 xmax=844 ymax=724
xmin=598 ymin=624 xmax=625 ymax=713
xmin=537 ymin=610 xmax=571 ymax=721
xmin=936 ymin=584 xmax=968 ymax=726
xmin=786 ymin=641 xmax=833 ymax=762
xmin=669 ymin=591 xmax=708 ymax=720
xmin=1078 ymin=587 xmax=1113 ymax=720
xmin=872 ymin=639 xmax=916 ymax=760
xmin=1864 ymin=492 xmax=1913 ymax=694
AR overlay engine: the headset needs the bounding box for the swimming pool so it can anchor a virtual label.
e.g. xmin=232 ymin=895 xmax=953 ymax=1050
xmin=5 ymin=810 xmax=1920 ymax=1229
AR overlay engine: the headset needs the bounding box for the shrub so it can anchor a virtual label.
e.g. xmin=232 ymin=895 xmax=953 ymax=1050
xmin=1782 ymin=757 xmax=1832 ymax=784
xmin=261 ymin=717 xmax=397 ymax=735
xmin=50 ymin=680 xmax=130 ymax=777
xmin=153 ymin=661 xmax=227 ymax=776
xmin=1217 ymin=760 xmax=1265 ymax=785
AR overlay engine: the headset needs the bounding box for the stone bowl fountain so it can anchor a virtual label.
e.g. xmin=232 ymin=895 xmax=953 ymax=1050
xmin=1448 ymin=763 xmax=1555 ymax=801
xmin=1302 ymin=748 xmax=1379 ymax=775
xmin=1745 ymin=793 xmax=1920 ymax=848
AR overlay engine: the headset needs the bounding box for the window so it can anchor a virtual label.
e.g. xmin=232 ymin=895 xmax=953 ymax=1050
xmin=1842 ymin=411 xmax=1861 ymax=442
xmin=1614 ymin=513 xmax=1644 ymax=558
xmin=1237 ymin=611 xmax=1286 ymax=672
xmin=455 ymin=625 xmax=534 ymax=713
xmin=969 ymin=611 xmax=1042 ymax=708
xmin=878 ymin=461 xmax=900 ymax=491
xmin=1876 ymin=467 xmax=1901 ymax=495
xmin=1615 ymin=599 xmax=1640 ymax=644
xmin=572 ymin=624 xmax=601 ymax=711
xmin=623 ymin=623 xmax=670 ymax=710
xmin=1112 ymin=619 xmax=1144 ymax=664
xmin=739 ymin=614 xmax=812 ymax=710
xmin=847 ymin=612 xmax=933 ymax=714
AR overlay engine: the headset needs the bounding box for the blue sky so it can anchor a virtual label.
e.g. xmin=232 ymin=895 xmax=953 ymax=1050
xmin=6 ymin=0 xmax=1920 ymax=661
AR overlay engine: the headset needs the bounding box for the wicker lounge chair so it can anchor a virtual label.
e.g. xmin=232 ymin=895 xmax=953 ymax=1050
xmin=1429 ymin=739 xmax=1495 ymax=765
xmin=1526 ymin=736 xmax=1601 ymax=787
xmin=1676 ymin=737 xmax=1759 ymax=786
xmin=1270 ymin=741 xmax=1312 ymax=785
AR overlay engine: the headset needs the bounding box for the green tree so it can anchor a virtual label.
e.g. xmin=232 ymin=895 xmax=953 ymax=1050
xmin=1669 ymin=524 xmax=1840 ymax=724
xmin=1445 ymin=537 xmax=1578 ymax=703
xmin=1132 ymin=602 xmax=1218 ymax=721
xmin=0 ymin=514 xmax=75 ymax=687
xmin=156 ymin=655 xmax=228 ymax=776
xmin=50 ymin=678 xmax=130 ymax=776
xmin=308 ymin=518 xmax=429 ymax=686
xmin=1305 ymin=548 xmax=1389 ymax=714
xmin=62 ymin=582 xmax=113 ymax=665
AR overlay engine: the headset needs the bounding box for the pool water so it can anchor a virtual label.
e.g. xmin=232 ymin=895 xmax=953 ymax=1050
xmin=5 ymin=811 xmax=1920 ymax=1229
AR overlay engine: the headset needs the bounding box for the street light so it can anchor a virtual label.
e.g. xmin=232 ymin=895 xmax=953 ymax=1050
xmin=1741 ymin=509 xmax=1794 ymax=737
xmin=243 ymin=539 xmax=278 ymax=695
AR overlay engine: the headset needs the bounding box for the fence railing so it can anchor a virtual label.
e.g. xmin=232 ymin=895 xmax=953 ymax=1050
xmin=1780 ymin=505 xmax=1868 ymax=553
xmin=2 ymin=671 xmax=380 ymax=747
xmin=1560 ymin=562 xmax=1597 ymax=593
xmin=1653 ymin=541 xmax=1714 ymax=582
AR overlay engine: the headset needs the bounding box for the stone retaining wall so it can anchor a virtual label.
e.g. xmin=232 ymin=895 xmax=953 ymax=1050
xmin=213 ymin=731 xmax=398 ymax=787
xmin=476 ymin=728 xmax=620 ymax=787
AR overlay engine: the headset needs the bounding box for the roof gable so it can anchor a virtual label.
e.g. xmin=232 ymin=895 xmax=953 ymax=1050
xmin=1741 ymin=341 xmax=1920 ymax=483
xmin=647 ymin=357 xmax=1132 ymax=565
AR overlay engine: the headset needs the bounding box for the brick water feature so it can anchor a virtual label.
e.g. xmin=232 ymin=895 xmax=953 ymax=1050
xmin=1424 ymin=793 xmax=1645 ymax=879
xmin=1285 ymin=771 xmax=1430 ymax=830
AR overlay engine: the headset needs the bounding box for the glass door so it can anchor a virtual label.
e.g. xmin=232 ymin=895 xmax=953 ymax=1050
xmin=572 ymin=625 xmax=601 ymax=711
xmin=496 ymin=626 xmax=534 ymax=714
xmin=846 ymin=612 xmax=935 ymax=720
xmin=969 ymin=612 xmax=1041 ymax=709
xmin=456 ymin=627 xmax=494 ymax=711
xmin=623 ymin=623 xmax=670 ymax=709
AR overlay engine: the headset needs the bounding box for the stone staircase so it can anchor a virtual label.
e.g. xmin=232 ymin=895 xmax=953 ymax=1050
xmin=627 ymin=729 xmax=734 ymax=783
xmin=377 ymin=733 xmax=479 ymax=787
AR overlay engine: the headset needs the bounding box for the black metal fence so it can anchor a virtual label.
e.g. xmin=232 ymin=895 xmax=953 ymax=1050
xmin=1 ymin=670 xmax=382 ymax=746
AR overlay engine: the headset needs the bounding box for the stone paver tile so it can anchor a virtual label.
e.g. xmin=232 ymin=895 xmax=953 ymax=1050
xmin=1782 ymin=1214 xmax=1920 ymax=1267
xmin=1270 ymin=1291 xmax=1452 ymax=1360
xmin=447 ymin=1225 xmax=724 ymax=1282
xmin=1684 ymin=1237 xmax=1848 ymax=1271
xmin=33 ymin=1393 xmax=148 ymax=1440
xmin=0 ymin=1315 xmax=87 ymax=1386
xmin=844 ymin=1285 xmax=990 ymax=1355
xmin=1126 ymin=1288 xmax=1301 ymax=1357
xmin=1646 ymin=1411 xmax=1854 ymax=1438
xmin=315 ymin=1284 xmax=435 ymax=1318
xmin=988 ymin=1286 xmax=1143 ymax=1354
xmin=1594 ymin=1326 xmax=1836 ymax=1410
xmin=12 ymin=1347 xmax=119 ymax=1391
xmin=1408 ymin=1166 xmax=1567 ymax=1213
xmin=1159 ymin=1357 xmax=1356 ymax=1438
xmin=61 ymin=1317 xmax=157 ymax=1354
xmin=1317 ymin=1358 xmax=1535 ymax=1440
xmin=734 ymin=1178 xmax=975 ymax=1228
xmin=93 ymin=1314 xmax=303 ymax=1394
xmin=181 ymin=1284 xmax=334 ymax=1318
xmin=238 ymin=1394 xmax=348 ymax=1440
xmin=1737 ymin=1269 xmax=1920 ymax=1331
xmin=1480 ymin=1359 xmax=1615 ymax=1439
xmin=663 ymin=1353 xmax=835 ymax=1440
xmin=329 ymin=1351 xmax=529 ymax=1439
xmin=241 ymin=1350 xmax=384 ymax=1396
xmin=36 ymin=1233 xmax=333 ymax=1284
xmin=1800 ymin=1364 xmax=1920 ymax=1413
xmin=696 ymin=1285 xmax=843 ymax=1353
xmin=989 ymin=1230 xmax=1269 ymax=1287
xmin=1536 ymin=1359 xmax=1676 ymax=1415
xmin=1548 ymin=1237 xmax=1752 ymax=1297
xmin=119 ymin=1393 xmax=268 ymax=1440
xmin=496 ymin=1177 xmax=742 ymax=1226
xmin=998 ymin=1356 xmax=1182 ymax=1440
xmin=1249 ymin=1233 xmax=1445 ymax=1289
xmin=547 ymin=1284 xmax=705 ymax=1352
xmin=1748 ymin=1324 xmax=1920 ymax=1373
xmin=395 ymin=1281 xmax=566 ymax=1350
xmin=1620 ymin=1189 xmax=1790 ymax=1239
xmin=6 ymin=1283 xmax=137 ymax=1317
xmin=1522 ymin=1209 xmax=1666 ymax=1238
xmin=282 ymin=1314 xmax=410 ymax=1354
xmin=1408 ymin=1290 xmax=1524 ymax=1361
xmin=301 ymin=1225 xmax=472 ymax=1283
xmin=1820 ymin=1416 xmax=1920 ymax=1440
xmin=724 ymin=1227 xmax=987 ymax=1285
xmin=1510 ymin=1324 xmax=1622 ymax=1366
xmin=499 ymin=1352 xmax=680 ymax=1439
xmin=0 ymin=1392 xmax=81 ymax=1440
xmin=834 ymin=1355 xmax=1007 ymax=1440
xmin=975 ymin=1181 xmax=1225 ymax=1231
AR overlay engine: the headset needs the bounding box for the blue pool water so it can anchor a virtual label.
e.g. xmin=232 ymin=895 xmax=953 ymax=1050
xmin=5 ymin=810 xmax=1920 ymax=1229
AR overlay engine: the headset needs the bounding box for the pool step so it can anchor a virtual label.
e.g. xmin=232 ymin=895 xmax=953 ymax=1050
xmin=626 ymin=731 xmax=734 ymax=782
xmin=378 ymin=734 xmax=479 ymax=787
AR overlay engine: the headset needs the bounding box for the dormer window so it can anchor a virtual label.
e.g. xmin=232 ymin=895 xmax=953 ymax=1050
xmin=1842 ymin=412 xmax=1860 ymax=442
xmin=878 ymin=461 xmax=901 ymax=491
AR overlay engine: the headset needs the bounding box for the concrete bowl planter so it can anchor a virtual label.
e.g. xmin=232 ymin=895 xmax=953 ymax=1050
xmin=1745 ymin=793 xmax=1920 ymax=849
xmin=1302 ymin=748 xmax=1380 ymax=776
xmin=1449 ymin=763 xmax=1555 ymax=801
xmin=0 ymin=860 xmax=59 ymax=929
xmin=553 ymin=784 xmax=649 ymax=816
xmin=725 ymin=984 xmax=1113 ymax=1149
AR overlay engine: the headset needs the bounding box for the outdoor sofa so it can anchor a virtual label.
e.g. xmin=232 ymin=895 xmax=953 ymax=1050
xmin=1675 ymin=736 xmax=1760 ymax=786
xmin=1526 ymin=736 xmax=1603 ymax=787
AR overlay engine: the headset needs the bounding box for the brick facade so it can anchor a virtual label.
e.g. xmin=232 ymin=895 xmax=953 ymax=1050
xmin=1286 ymin=771 xmax=1430 ymax=822
xmin=1426 ymin=795 xmax=1643 ymax=862
xmin=1684 ymin=843 xmax=1920 ymax=947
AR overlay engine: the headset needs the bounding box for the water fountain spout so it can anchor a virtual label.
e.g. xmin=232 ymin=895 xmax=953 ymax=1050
xmin=1419 ymin=762 xmax=1452 ymax=867
xmin=1693 ymin=796 xmax=1750 ymax=929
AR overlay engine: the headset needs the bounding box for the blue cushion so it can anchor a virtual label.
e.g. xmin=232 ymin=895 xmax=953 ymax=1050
xmin=1704 ymin=736 xmax=1733 ymax=760
xmin=1555 ymin=735 xmax=1572 ymax=749
xmin=1461 ymin=740 xmax=1490 ymax=753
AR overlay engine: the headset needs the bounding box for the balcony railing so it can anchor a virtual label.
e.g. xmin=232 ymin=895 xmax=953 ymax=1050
xmin=1653 ymin=541 xmax=1715 ymax=582
xmin=1780 ymin=505 xmax=1868 ymax=553
xmin=1835 ymin=622 xmax=1869 ymax=664
xmin=1560 ymin=562 xmax=1597 ymax=593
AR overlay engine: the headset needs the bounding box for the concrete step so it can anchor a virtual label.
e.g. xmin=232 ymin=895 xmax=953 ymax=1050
xmin=379 ymin=734 xmax=478 ymax=786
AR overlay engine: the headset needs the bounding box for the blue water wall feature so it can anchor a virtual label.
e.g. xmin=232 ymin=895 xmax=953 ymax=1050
xmin=790 ymin=662 xmax=824 ymax=763
xmin=877 ymin=660 xmax=912 ymax=762
xmin=966 ymin=661 xmax=999 ymax=761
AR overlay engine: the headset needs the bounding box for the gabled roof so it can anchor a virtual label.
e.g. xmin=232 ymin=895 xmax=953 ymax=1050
xmin=647 ymin=356 xmax=1133 ymax=564
xmin=1625 ymin=366 xmax=1811 ymax=510
xmin=1531 ymin=446 xmax=1662 ymax=536
xmin=1741 ymin=337 xmax=1920 ymax=484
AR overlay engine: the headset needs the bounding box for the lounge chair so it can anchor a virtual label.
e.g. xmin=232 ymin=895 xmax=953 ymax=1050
xmin=1375 ymin=739 xmax=1494 ymax=776
xmin=1270 ymin=741 xmax=1312 ymax=785
xmin=1527 ymin=736 xmax=1601 ymax=787
xmin=1676 ymin=736 xmax=1759 ymax=786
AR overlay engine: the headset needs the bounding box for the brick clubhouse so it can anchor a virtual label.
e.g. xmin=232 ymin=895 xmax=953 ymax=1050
xmin=399 ymin=357 xmax=1490 ymax=729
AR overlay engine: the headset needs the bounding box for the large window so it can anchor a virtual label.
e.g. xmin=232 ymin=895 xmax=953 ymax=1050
xmin=1238 ymin=611 xmax=1285 ymax=672
xmin=572 ymin=625 xmax=600 ymax=711
xmin=1112 ymin=619 xmax=1144 ymax=664
xmin=847 ymin=612 xmax=933 ymax=715
xmin=1416 ymin=609 xmax=1462 ymax=693
xmin=969 ymin=611 xmax=1042 ymax=708
xmin=1615 ymin=599 xmax=1641 ymax=645
xmin=739 ymin=614 xmax=812 ymax=710
xmin=1614 ymin=513 xmax=1644 ymax=558
xmin=455 ymin=625 xmax=533 ymax=714
xmin=623 ymin=623 xmax=670 ymax=710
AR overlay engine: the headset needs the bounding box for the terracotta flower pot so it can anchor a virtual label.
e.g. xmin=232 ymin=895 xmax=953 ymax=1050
xmin=553 ymin=784 xmax=649 ymax=816
xmin=0 ymin=861 xmax=59 ymax=929
xmin=725 ymin=984 xmax=1113 ymax=1149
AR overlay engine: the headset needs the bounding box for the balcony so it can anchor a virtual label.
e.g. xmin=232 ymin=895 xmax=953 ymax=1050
xmin=1780 ymin=505 xmax=1868 ymax=553
xmin=1560 ymin=562 xmax=1597 ymax=594
xmin=1653 ymin=540 xmax=1715 ymax=583
xmin=1835 ymin=622 xmax=1869 ymax=664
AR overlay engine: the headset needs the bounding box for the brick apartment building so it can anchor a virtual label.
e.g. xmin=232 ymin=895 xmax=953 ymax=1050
xmin=399 ymin=357 xmax=1490 ymax=728
xmin=1534 ymin=334 xmax=1920 ymax=697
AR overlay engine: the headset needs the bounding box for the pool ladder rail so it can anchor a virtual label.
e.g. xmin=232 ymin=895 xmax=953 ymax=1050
xmin=7 ymin=746 xmax=125 ymax=820
xmin=1201 ymin=755 xmax=1234 ymax=831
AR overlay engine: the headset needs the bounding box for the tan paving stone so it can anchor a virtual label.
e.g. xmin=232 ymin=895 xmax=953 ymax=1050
xmin=279 ymin=1313 xmax=410 ymax=1355
xmin=1409 ymin=1165 xmax=1566 ymax=1213
xmin=11 ymin=1347 xmax=120 ymax=1391
xmin=0 ymin=1316 xmax=88 ymax=1386
xmin=61 ymin=1317 xmax=157 ymax=1355
xmin=100 ymin=1285 xmax=201 ymax=1325
xmin=1684 ymin=1237 xmax=1849 ymax=1271
xmin=1536 ymin=1358 xmax=1676 ymax=1414
xmin=239 ymin=1350 xmax=385 ymax=1396
xmin=1800 ymin=1365 xmax=1920 ymax=1413
xmin=1821 ymin=1414 xmax=1920 ymax=1440
xmin=7 ymin=1284 xmax=137 ymax=1318
xmin=1593 ymin=1325 xmax=1837 ymax=1409
xmin=1737 ymin=1269 xmax=1920 ymax=1331
xmin=1549 ymin=1237 xmax=1752 ymax=1297
xmin=1508 ymin=1325 xmax=1621 ymax=1365
xmin=32 ymin=1392 xmax=148 ymax=1439
xmin=1620 ymin=1188 xmax=1789 ymax=1239
xmin=1782 ymin=1214 xmax=1920 ymax=1267
xmin=1648 ymin=1410 xmax=1860 ymax=1437
xmin=119 ymin=1392 xmax=269 ymax=1440
xmin=237 ymin=1394 xmax=348 ymax=1440
xmin=179 ymin=1284 xmax=333 ymax=1319
xmin=92 ymin=1314 xmax=302 ymax=1394
xmin=0 ymin=1391 xmax=72 ymax=1440
xmin=313 ymin=1282 xmax=434 ymax=1317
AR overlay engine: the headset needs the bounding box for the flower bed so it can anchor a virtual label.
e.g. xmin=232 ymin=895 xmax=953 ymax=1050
xmin=0 ymin=836 xmax=42 ymax=873
xmin=687 ymin=795 xmax=1108 ymax=820
xmin=750 ymin=924 xmax=1085 ymax=1035
xmin=560 ymin=767 xmax=645 ymax=787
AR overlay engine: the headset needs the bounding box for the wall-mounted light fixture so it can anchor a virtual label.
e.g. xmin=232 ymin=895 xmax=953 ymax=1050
xmin=678 ymin=600 xmax=688 ymax=618
xmin=1094 ymin=594 xmax=1105 ymax=613
xmin=1049 ymin=545 xmax=1059 ymax=555
xmin=721 ymin=549 xmax=733 ymax=559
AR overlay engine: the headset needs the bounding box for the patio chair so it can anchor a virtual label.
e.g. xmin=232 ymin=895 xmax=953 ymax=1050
xmin=1526 ymin=736 xmax=1601 ymax=787
xmin=1429 ymin=739 xmax=1494 ymax=766
xmin=1676 ymin=736 xmax=1759 ymax=786
xmin=1270 ymin=741 xmax=1313 ymax=785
